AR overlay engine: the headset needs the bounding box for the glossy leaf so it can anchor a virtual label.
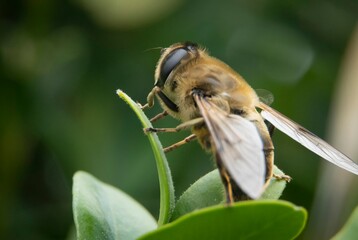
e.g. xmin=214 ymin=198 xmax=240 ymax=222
xmin=171 ymin=165 xmax=288 ymax=221
xmin=140 ymin=200 xmax=307 ymax=240
xmin=73 ymin=171 xmax=157 ymax=240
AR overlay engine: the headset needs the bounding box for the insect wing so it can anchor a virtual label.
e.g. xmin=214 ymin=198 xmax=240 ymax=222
xmin=194 ymin=95 xmax=266 ymax=199
xmin=255 ymin=89 xmax=274 ymax=106
xmin=259 ymin=102 xmax=358 ymax=175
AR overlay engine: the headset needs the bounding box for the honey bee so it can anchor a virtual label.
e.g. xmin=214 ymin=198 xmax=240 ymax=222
xmin=143 ymin=42 xmax=358 ymax=202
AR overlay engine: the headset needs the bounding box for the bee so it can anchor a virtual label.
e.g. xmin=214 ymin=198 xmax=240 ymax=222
xmin=143 ymin=42 xmax=358 ymax=202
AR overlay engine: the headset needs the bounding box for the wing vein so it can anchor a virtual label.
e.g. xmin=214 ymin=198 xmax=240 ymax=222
xmin=258 ymin=102 xmax=358 ymax=175
xmin=193 ymin=95 xmax=266 ymax=198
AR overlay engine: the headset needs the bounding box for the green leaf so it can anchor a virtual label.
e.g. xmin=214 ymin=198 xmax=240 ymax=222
xmin=139 ymin=200 xmax=307 ymax=240
xmin=73 ymin=171 xmax=157 ymax=240
xmin=117 ymin=89 xmax=175 ymax=225
xmin=260 ymin=165 xmax=288 ymax=200
xmin=170 ymin=170 xmax=224 ymax=221
xmin=331 ymin=206 xmax=358 ymax=240
xmin=171 ymin=165 xmax=288 ymax=221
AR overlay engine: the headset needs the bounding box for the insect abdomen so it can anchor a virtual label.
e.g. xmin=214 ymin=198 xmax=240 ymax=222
xmin=192 ymin=126 xmax=212 ymax=151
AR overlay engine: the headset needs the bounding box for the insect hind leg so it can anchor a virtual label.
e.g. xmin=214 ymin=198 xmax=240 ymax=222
xmin=264 ymin=120 xmax=275 ymax=137
xmin=216 ymin=154 xmax=251 ymax=203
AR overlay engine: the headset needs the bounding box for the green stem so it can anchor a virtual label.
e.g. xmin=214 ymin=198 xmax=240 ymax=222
xmin=117 ymin=89 xmax=175 ymax=226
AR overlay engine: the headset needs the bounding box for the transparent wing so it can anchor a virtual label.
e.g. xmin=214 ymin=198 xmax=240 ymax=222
xmin=255 ymin=89 xmax=274 ymax=106
xmin=258 ymin=102 xmax=358 ymax=175
xmin=194 ymin=95 xmax=266 ymax=199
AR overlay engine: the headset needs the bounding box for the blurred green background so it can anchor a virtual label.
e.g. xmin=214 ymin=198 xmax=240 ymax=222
xmin=1 ymin=0 xmax=358 ymax=239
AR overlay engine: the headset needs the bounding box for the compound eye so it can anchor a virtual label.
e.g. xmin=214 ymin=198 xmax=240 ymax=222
xmin=156 ymin=48 xmax=189 ymax=87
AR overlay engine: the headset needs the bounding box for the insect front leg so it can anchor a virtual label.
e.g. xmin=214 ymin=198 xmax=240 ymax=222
xmin=144 ymin=117 xmax=204 ymax=133
xmin=140 ymin=86 xmax=160 ymax=110
xmin=144 ymin=118 xmax=204 ymax=152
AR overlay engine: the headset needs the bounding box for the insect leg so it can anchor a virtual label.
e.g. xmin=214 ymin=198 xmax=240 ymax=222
xmin=249 ymin=116 xmax=275 ymax=184
xmin=144 ymin=118 xmax=203 ymax=152
xmin=272 ymin=173 xmax=292 ymax=182
xmin=215 ymin=155 xmax=234 ymax=203
xmin=215 ymin=153 xmax=253 ymax=202
xmin=150 ymin=110 xmax=168 ymax=122
xmin=264 ymin=120 xmax=275 ymax=137
xmin=140 ymin=86 xmax=160 ymax=110
xmin=137 ymin=102 xmax=148 ymax=109
xmin=163 ymin=134 xmax=197 ymax=153
xmin=144 ymin=117 xmax=204 ymax=133
xmin=223 ymin=170 xmax=234 ymax=204
xmin=144 ymin=127 xmax=177 ymax=133
xmin=263 ymin=148 xmax=274 ymax=183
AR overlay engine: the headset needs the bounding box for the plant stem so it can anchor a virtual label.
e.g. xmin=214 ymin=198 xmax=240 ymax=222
xmin=117 ymin=89 xmax=175 ymax=226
